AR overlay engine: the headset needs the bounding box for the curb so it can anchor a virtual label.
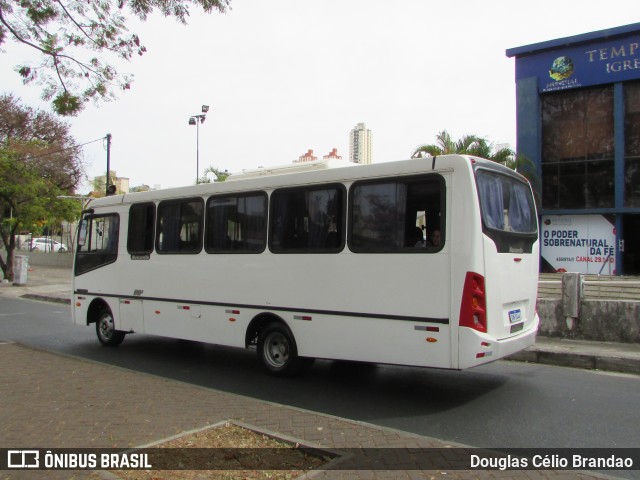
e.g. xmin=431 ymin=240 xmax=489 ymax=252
xmin=508 ymin=349 xmax=640 ymax=375
xmin=20 ymin=293 xmax=71 ymax=305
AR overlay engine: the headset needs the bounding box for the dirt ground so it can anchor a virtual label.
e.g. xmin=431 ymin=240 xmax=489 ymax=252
xmin=105 ymin=423 xmax=331 ymax=480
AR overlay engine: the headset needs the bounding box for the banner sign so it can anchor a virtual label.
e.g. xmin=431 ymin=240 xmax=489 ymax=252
xmin=541 ymin=215 xmax=616 ymax=274
xmin=2 ymin=447 xmax=639 ymax=471
xmin=515 ymin=33 xmax=640 ymax=92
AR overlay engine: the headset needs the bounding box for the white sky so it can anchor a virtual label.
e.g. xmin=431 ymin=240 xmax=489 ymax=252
xmin=1 ymin=0 xmax=639 ymax=191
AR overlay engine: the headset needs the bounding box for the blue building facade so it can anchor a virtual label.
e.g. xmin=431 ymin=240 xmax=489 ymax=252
xmin=507 ymin=23 xmax=640 ymax=275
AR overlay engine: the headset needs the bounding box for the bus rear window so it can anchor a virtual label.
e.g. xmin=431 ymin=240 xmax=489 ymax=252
xmin=476 ymin=170 xmax=537 ymax=253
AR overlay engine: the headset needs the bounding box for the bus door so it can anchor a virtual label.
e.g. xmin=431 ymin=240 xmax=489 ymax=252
xmin=475 ymin=169 xmax=539 ymax=340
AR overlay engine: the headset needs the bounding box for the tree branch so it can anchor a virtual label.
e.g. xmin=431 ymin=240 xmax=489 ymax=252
xmin=54 ymin=0 xmax=110 ymax=51
xmin=1 ymin=5 xmax=116 ymax=87
xmin=0 ymin=6 xmax=56 ymax=57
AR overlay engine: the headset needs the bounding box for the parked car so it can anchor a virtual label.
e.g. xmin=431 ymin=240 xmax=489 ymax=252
xmin=30 ymin=237 xmax=68 ymax=253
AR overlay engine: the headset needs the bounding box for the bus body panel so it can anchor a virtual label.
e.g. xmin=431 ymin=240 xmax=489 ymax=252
xmin=103 ymin=250 xmax=451 ymax=322
xmin=140 ymin=300 xmax=246 ymax=347
xmin=119 ymin=298 xmax=144 ymax=333
xmin=289 ymin=315 xmax=452 ymax=368
xmin=483 ymin=236 xmax=540 ymax=341
xmin=75 ymin=248 xmax=453 ymax=367
xmin=447 ymin=162 xmax=485 ymax=369
xmin=457 ymin=315 xmax=538 ymax=369
xmin=454 ymin=235 xmax=540 ymax=370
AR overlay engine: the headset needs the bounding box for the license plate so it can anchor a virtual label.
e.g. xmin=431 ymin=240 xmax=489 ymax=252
xmin=511 ymin=323 xmax=524 ymax=334
xmin=508 ymin=309 xmax=522 ymax=324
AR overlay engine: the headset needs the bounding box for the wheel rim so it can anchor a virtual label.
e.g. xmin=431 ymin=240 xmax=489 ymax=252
xmin=263 ymin=331 xmax=290 ymax=368
xmin=98 ymin=313 xmax=115 ymax=341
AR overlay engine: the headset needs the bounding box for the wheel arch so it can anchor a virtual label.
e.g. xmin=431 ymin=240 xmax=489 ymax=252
xmin=86 ymin=298 xmax=112 ymax=326
xmin=245 ymin=312 xmax=293 ymax=348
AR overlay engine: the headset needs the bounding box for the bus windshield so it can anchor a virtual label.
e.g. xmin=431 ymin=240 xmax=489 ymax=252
xmin=476 ymin=169 xmax=537 ymax=252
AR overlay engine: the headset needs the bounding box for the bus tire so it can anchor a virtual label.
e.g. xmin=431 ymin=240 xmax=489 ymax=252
xmin=257 ymin=322 xmax=305 ymax=376
xmin=96 ymin=307 xmax=125 ymax=347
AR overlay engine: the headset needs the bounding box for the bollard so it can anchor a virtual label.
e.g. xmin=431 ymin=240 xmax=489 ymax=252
xmin=562 ymin=272 xmax=581 ymax=330
xmin=13 ymin=255 xmax=29 ymax=286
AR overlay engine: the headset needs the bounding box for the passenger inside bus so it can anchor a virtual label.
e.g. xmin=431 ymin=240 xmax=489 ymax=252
xmin=407 ymin=227 xmax=425 ymax=247
xmin=429 ymin=229 xmax=442 ymax=247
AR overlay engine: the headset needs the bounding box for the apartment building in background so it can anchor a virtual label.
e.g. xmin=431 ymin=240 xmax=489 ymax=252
xmin=294 ymin=149 xmax=318 ymax=163
xmin=349 ymin=123 xmax=372 ymax=164
xmin=323 ymin=148 xmax=342 ymax=160
xmin=93 ymin=171 xmax=130 ymax=194
xmin=295 ymin=148 xmax=343 ymax=163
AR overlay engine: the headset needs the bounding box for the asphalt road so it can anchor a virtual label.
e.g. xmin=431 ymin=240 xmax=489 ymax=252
xmin=2 ymin=296 xmax=639 ymax=453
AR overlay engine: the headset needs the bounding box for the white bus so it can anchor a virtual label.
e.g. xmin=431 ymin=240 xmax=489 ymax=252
xmin=72 ymin=155 xmax=539 ymax=376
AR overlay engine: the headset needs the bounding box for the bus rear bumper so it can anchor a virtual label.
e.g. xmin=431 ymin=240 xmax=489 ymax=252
xmin=458 ymin=313 xmax=540 ymax=369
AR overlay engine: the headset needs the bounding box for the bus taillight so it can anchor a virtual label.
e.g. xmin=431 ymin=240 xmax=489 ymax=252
xmin=460 ymin=272 xmax=487 ymax=333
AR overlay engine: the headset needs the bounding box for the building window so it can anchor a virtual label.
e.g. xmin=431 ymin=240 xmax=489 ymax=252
xmin=541 ymin=86 xmax=614 ymax=209
xmin=270 ymin=185 xmax=344 ymax=253
xmin=625 ymin=81 xmax=640 ymax=207
xmin=156 ymin=198 xmax=203 ymax=254
xmin=128 ymin=203 xmax=155 ymax=254
xmin=205 ymin=193 xmax=267 ymax=253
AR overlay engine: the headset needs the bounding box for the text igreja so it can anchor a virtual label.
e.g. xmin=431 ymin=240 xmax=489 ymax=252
xmin=586 ymin=41 xmax=640 ymax=73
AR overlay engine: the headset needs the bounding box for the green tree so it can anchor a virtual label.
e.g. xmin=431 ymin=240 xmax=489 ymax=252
xmin=0 ymin=95 xmax=83 ymax=280
xmin=0 ymin=0 xmax=229 ymax=115
xmin=198 ymin=165 xmax=229 ymax=183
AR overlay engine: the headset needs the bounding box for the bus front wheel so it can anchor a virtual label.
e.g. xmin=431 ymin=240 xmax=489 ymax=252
xmin=257 ymin=322 xmax=309 ymax=376
xmin=96 ymin=308 xmax=125 ymax=347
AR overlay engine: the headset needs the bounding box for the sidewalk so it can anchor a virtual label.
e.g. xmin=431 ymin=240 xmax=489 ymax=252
xmin=0 ymin=342 xmax=609 ymax=480
xmin=0 ymin=264 xmax=72 ymax=305
xmin=0 ymin=266 xmax=637 ymax=479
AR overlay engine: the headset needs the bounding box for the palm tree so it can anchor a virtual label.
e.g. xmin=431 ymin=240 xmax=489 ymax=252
xmin=412 ymin=130 xmax=514 ymax=165
xmin=412 ymin=130 xmax=540 ymax=207
xmin=412 ymin=130 xmax=484 ymax=158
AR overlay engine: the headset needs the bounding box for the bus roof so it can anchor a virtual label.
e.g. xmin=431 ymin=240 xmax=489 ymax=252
xmin=83 ymin=155 xmax=522 ymax=209
xmin=226 ymin=158 xmax=357 ymax=181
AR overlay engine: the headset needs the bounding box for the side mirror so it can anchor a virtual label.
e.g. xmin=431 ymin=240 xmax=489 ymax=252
xmin=78 ymin=220 xmax=88 ymax=247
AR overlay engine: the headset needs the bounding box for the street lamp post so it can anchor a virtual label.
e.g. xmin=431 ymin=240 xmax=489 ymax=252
xmin=189 ymin=105 xmax=209 ymax=184
xmin=105 ymin=133 xmax=113 ymax=195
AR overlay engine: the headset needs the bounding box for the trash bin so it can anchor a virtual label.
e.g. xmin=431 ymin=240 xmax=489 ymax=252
xmin=13 ymin=255 xmax=29 ymax=286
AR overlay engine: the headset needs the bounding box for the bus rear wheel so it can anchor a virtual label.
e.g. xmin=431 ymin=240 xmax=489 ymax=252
xmin=257 ymin=322 xmax=310 ymax=376
xmin=96 ymin=308 xmax=125 ymax=347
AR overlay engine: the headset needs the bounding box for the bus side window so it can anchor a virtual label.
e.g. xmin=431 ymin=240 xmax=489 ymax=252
xmin=128 ymin=203 xmax=155 ymax=255
xmin=350 ymin=176 xmax=444 ymax=252
xmin=270 ymin=185 xmax=345 ymax=253
xmin=205 ymin=193 xmax=267 ymax=253
xmin=156 ymin=198 xmax=203 ymax=254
